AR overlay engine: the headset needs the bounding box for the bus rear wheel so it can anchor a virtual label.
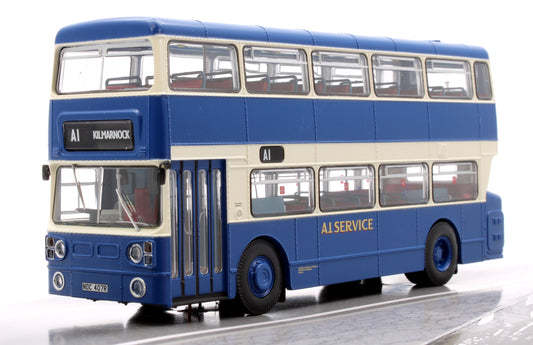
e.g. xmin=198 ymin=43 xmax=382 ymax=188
xmin=405 ymin=222 xmax=458 ymax=287
xmin=237 ymin=239 xmax=283 ymax=315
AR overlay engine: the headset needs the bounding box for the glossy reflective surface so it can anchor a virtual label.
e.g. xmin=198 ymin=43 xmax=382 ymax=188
xmin=2 ymin=260 xmax=532 ymax=345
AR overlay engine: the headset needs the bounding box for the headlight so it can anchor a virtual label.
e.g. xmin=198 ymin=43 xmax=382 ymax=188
xmin=55 ymin=240 xmax=66 ymax=259
xmin=53 ymin=272 xmax=65 ymax=291
xmin=130 ymin=277 xmax=146 ymax=298
xmin=128 ymin=241 xmax=154 ymax=266
xmin=128 ymin=244 xmax=143 ymax=264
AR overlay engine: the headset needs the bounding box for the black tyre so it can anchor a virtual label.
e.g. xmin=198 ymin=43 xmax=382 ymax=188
xmin=361 ymin=277 xmax=383 ymax=294
xmin=405 ymin=222 xmax=458 ymax=286
xmin=237 ymin=239 xmax=283 ymax=315
xmin=405 ymin=270 xmax=429 ymax=286
xmin=219 ymin=297 xmax=245 ymax=318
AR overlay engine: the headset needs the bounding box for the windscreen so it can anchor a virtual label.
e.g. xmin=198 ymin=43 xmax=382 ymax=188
xmin=53 ymin=166 xmax=160 ymax=228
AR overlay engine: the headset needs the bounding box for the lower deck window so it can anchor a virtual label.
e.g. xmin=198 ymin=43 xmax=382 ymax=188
xmin=319 ymin=166 xmax=374 ymax=212
xmin=251 ymin=168 xmax=314 ymax=217
xmin=379 ymin=163 xmax=429 ymax=207
xmin=433 ymin=162 xmax=478 ymax=202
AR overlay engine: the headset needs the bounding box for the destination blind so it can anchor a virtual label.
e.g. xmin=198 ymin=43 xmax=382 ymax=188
xmin=63 ymin=120 xmax=134 ymax=151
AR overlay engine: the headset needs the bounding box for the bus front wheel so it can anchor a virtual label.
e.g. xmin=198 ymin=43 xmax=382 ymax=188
xmin=405 ymin=222 xmax=458 ymax=286
xmin=237 ymin=238 xmax=283 ymax=315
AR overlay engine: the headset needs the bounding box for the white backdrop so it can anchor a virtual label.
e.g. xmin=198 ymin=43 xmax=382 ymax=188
xmin=0 ymin=0 xmax=529 ymax=306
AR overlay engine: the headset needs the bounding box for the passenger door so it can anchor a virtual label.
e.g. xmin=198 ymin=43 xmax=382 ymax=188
xmin=171 ymin=160 xmax=226 ymax=299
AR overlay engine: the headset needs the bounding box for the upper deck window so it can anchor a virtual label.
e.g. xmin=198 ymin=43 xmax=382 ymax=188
xmin=244 ymin=47 xmax=309 ymax=94
xmin=372 ymin=55 xmax=424 ymax=98
xmin=474 ymin=62 xmax=493 ymax=100
xmin=312 ymin=51 xmax=370 ymax=97
xmin=168 ymin=42 xmax=239 ymax=92
xmin=426 ymin=59 xmax=473 ymax=99
xmin=58 ymin=40 xmax=153 ymax=94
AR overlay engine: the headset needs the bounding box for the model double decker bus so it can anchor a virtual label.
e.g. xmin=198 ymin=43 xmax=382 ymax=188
xmin=44 ymin=17 xmax=504 ymax=315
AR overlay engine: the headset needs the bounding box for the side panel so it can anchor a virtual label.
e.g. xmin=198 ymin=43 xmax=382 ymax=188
xmin=374 ymin=101 xmax=429 ymax=142
xmin=428 ymin=102 xmax=480 ymax=141
xmin=377 ymin=209 xmax=422 ymax=276
xmin=166 ymin=96 xmax=498 ymax=146
xmin=459 ymin=203 xmax=485 ymax=263
xmin=318 ymin=212 xmax=378 ymax=285
xmin=246 ymin=98 xmax=316 ymax=143
xmin=293 ymin=217 xmax=319 ymax=289
xmin=478 ymin=103 xmax=498 ymax=140
xmin=168 ymin=96 xmax=247 ymax=145
xmin=314 ymin=99 xmax=375 ymax=142
xmin=225 ymin=200 xmax=502 ymax=297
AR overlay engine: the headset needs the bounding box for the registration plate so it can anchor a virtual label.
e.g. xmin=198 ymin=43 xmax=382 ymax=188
xmin=82 ymin=282 xmax=109 ymax=293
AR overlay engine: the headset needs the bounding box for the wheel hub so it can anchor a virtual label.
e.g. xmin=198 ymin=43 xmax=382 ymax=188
xmin=248 ymin=256 xmax=274 ymax=298
xmin=433 ymin=236 xmax=452 ymax=272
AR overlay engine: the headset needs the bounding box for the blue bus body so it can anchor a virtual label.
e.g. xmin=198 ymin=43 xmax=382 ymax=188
xmin=49 ymin=96 xmax=497 ymax=158
xmin=46 ymin=18 xmax=503 ymax=311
